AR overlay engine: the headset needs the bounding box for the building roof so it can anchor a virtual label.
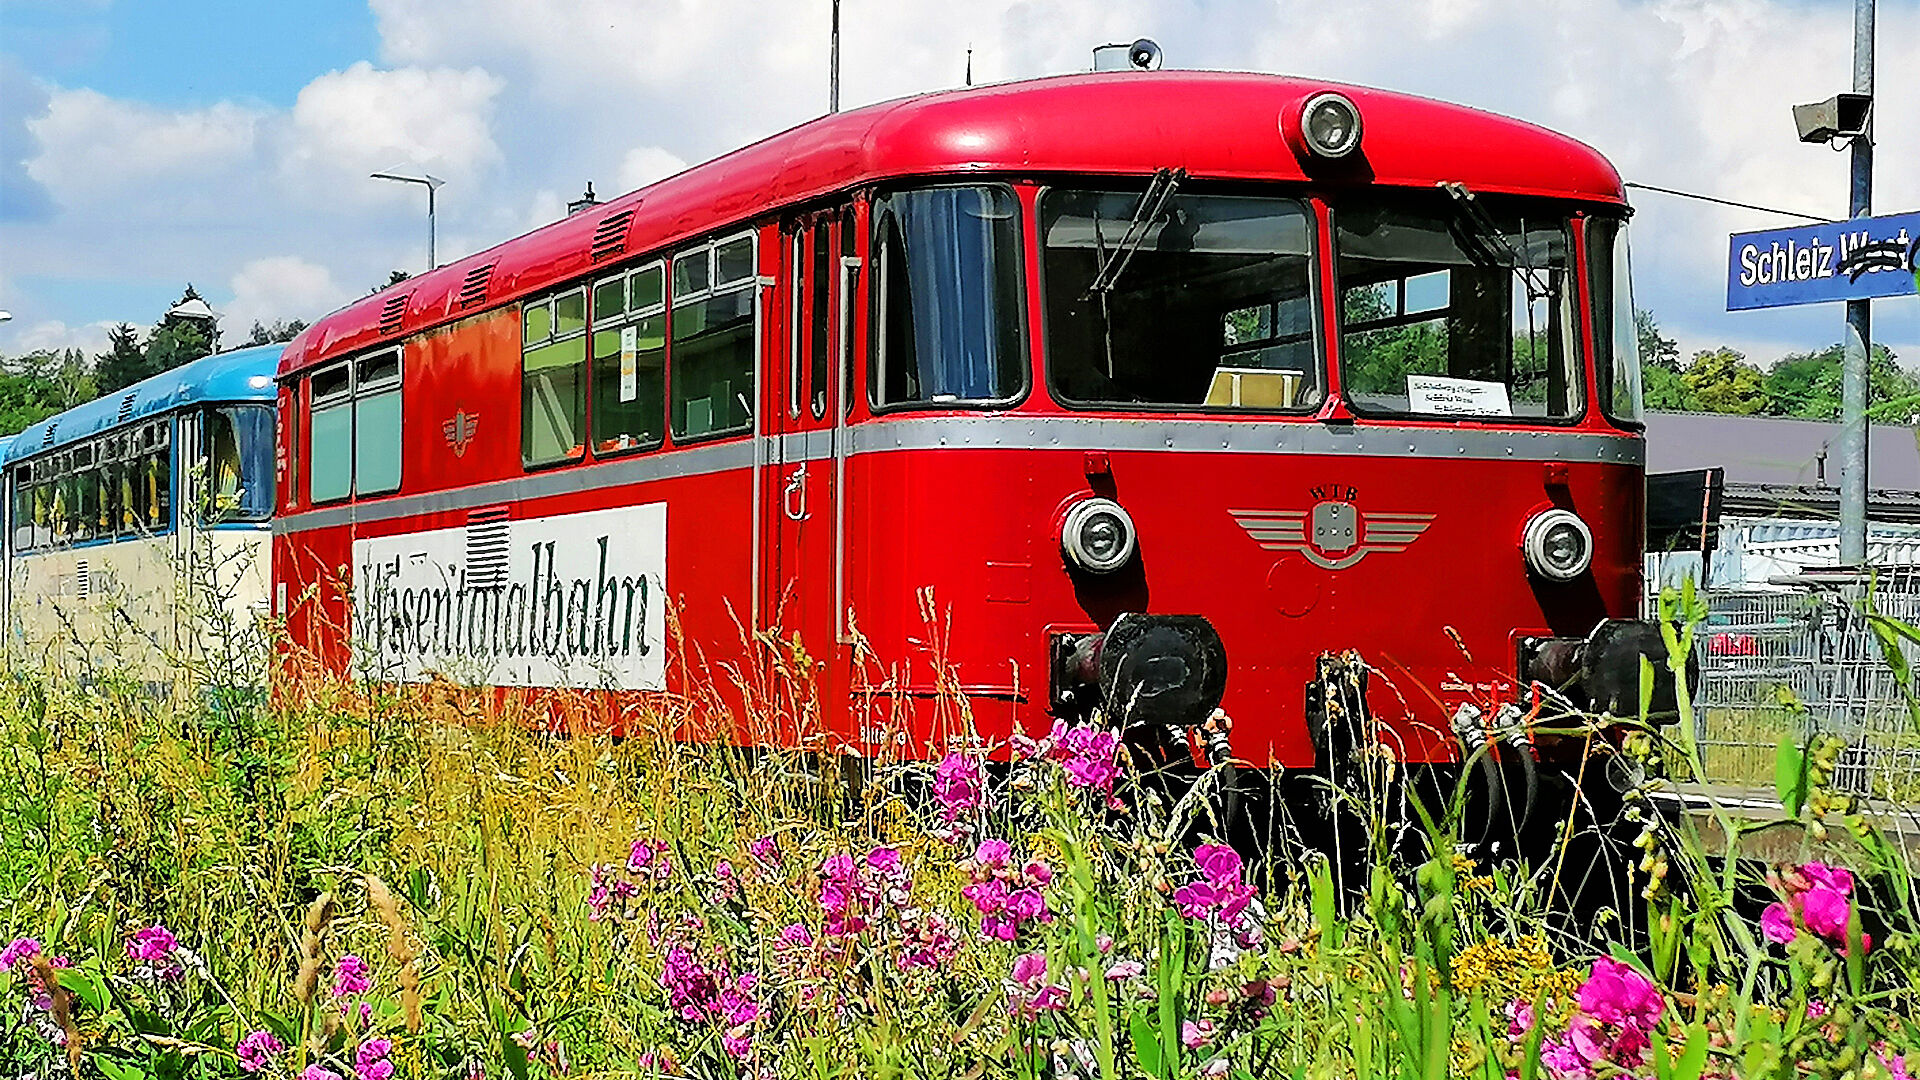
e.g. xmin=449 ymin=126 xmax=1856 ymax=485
xmin=1645 ymin=410 xmax=1920 ymax=492
xmin=3 ymin=342 xmax=283 ymax=467
xmin=281 ymin=70 xmax=1624 ymax=379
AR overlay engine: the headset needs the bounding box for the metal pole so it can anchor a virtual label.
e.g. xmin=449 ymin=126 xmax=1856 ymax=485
xmin=1839 ymin=0 xmax=1874 ymax=566
xmin=427 ymin=182 xmax=437 ymax=271
xmin=829 ymin=0 xmax=841 ymax=113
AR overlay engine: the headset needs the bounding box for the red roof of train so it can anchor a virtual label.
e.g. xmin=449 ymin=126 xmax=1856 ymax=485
xmin=281 ymin=70 xmax=1624 ymax=377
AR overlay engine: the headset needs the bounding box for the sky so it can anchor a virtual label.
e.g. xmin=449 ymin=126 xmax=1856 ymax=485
xmin=1 ymin=0 xmax=1916 ymax=368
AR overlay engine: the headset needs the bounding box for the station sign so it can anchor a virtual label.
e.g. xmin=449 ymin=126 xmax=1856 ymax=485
xmin=1726 ymin=210 xmax=1920 ymax=311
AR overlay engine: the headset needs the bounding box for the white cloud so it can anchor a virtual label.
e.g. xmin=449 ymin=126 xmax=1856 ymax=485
xmin=618 ymin=146 xmax=688 ymax=192
xmin=9 ymin=318 xmax=116 ymax=356
xmin=283 ymin=61 xmax=505 ymax=190
xmin=221 ymin=256 xmax=350 ymax=336
xmin=25 ymin=88 xmax=261 ymax=201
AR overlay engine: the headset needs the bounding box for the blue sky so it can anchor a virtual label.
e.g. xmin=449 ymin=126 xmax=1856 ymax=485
xmin=1 ymin=0 xmax=1915 ymax=370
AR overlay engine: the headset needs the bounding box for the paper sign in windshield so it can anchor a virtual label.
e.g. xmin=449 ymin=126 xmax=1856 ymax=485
xmin=1407 ymin=375 xmax=1512 ymax=417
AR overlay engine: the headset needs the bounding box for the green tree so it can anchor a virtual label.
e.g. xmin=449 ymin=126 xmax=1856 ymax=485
xmin=243 ymin=319 xmax=308 ymax=346
xmin=1642 ymin=365 xmax=1697 ymax=411
xmin=0 ymin=348 xmax=95 ymax=437
xmin=1681 ymin=347 xmax=1767 ymax=414
xmin=1635 ymin=308 xmax=1680 ymax=371
xmin=92 ymin=322 xmax=157 ymax=394
xmin=1764 ymin=342 xmax=1919 ymax=424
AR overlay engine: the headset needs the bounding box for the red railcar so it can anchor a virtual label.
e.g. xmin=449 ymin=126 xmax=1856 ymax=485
xmin=273 ymin=71 xmax=1666 ymax=771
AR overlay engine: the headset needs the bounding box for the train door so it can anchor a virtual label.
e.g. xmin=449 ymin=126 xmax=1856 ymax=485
xmin=765 ymin=207 xmax=853 ymax=734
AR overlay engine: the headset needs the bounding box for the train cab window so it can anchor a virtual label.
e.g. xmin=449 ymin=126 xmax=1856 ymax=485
xmin=145 ymin=422 xmax=172 ymax=532
xmin=1041 ymin=189 xmax=1321 ymax=412
xmin=523 ymin=288 xmax=589 ymax=466
xmin=1335 ymin=198 xmax=1581 ymax=420
xmin=1588 ymin=216 xmax=1643 ymax=424
xmin=670 ymin=233 xmax=756 ymax=441
xmin=871 ymin=186 xmax=1024 ymax=408
xmin=590 ymin=262 xmax=667 ymax=455
xmin=202 ymin=405 xmax=275 ymax=522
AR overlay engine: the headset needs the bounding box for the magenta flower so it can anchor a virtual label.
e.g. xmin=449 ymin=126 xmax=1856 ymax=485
xmin=627 ymin=838 xmax=673 ymax=881
xmin=355 ymin=1038 xmax=394 ymax=1080
xmin=303 ymin=1067 xmax=344 ymax=1080
xmin=748 ymin=834 xmax=780 ymax=866
xmin=1181 ymin=1019 xmax=1216 ymax=1049
xmin=1765 ymin=860 xmax=1872 ymax=953
xmin=1010 ymin=951 xmax=1047 ymax=985
xmin=933 ymin=752 xmax=985 ymax=823
xmin=962 ymin=846 xmax=1054 ymax=940
xmin=333 ymin=954 xmax=372 ymax=998
xmin=1506 ymin=999 xmax=1535 ymax=1040
xmin=1105 ymin=960 xmax=1146 ymax=981
xmin=1576 ymin=957 xmax=1662 ymax=1031
xmin=127 ymin=924 xmax=178 ymax=963
xmin=1173 ymin=845 xmax=1260 ymax=946
xmin=972 ymin=839 xmax=1011 ymax=871
xmin=1761 ymin=902 xmax=1796 ymax=944
xmin=777 ymin=922 xmax=813 ymax=948
xmin=0 ymin=937 xmax=41 ymax=973
xmin=236 ymin=1030 xmax=284 ymax=1074
xmin=1058 ymin=723 xmax=1123 ymax=792
xmin=1194 ymin=843 xmax=1242 ymax=885
xmin=1007 ymin=952 xmax=1069 ymax=1017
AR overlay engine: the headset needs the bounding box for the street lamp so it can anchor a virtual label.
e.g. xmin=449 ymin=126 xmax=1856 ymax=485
xmin=370 ymin=171 xmax=445 ymax=272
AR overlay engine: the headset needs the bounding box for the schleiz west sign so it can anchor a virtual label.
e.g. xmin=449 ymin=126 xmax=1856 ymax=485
xmin=1727 ymin=211 xmax=1920 ymax=311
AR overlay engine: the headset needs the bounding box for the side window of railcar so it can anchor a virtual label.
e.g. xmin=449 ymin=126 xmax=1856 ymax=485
xmin=308 ymin=363 xmax=353 ymax=503
xmin=202 ymin=405 xmax=276 ymax=522
xmin=670 ymin=233 xmax=756 ymax=441
xmin=589 ymin=262 xmax=667 ymax=455
xmin=523 ymin=289 xmax=589 ymax=466
xmin=355 ymin=351 xmax=402 ymax=495
xmin=1335 ymin=198 xmax=1582 ymax=420
xmin=871 ymin=186 xmax=1025 ymax=409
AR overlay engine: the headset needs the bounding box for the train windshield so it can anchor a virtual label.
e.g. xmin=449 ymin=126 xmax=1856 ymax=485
xmin=202 ymin=404 xmax=274 ymax=522
xmin=1335 ymin=196 xmax=1581 ymax=420
xmin=1041 ymin=190 xmax=1322 ymax=412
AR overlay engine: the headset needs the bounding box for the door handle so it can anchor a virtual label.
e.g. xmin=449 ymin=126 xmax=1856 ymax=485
xmin=783 ymin=463 xmax=809 ymax=521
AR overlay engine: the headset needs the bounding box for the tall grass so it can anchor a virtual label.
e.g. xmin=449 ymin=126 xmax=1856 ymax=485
xmin=1 ymin=581 xmax=1919 ymax=1077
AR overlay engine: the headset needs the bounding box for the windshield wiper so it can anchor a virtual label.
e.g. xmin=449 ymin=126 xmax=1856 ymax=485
xmin=1439 ymin=180 xmax=1552 ymax=304
xmin=1087 ymin=167 xmax=1186 ymax=296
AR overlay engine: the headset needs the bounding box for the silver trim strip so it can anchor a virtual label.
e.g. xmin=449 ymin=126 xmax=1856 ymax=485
xmin=274 ymin=416 xmax=1642 ymax=536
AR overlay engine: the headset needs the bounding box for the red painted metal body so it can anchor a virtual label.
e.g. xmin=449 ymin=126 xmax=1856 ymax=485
xmin=272 ymin=72 xmax=1642 ymax=768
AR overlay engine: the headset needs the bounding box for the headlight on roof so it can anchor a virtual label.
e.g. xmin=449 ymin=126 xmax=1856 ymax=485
xmin=1299 ymin=91 xmax=1363 ymax=159
xmin=1523 ymin=508 xmax=1594 ymax=581
xmin=1062 ymin=497 xmax=1137 ymax=574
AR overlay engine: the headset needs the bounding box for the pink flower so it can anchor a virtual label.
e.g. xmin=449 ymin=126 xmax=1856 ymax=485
xmin=1761 ymin=902 xmax=1796 ymax=944
xmin=236 ymin=1030 xmax=284 ymax=1073
xmin=933 ymin=752 xmax=985 ymax=823
xmin=1800 ymin=886 xmax=1852 ymax=940
xmin=627 ymin=838 xmax=673 ymax=881
xmin=1802 ymin=862 xmax=1856 ymax=894
xmin=127 ymin=924 xmax=178 ymax=963
xmin=1181 ymin=1019 xmax=1216 ymax=1049
xmin=1576 ymin=958 xmax=1662 ymax=1031
xmin=1010 ymin=952 xmax=1048 ymax=987
xmin=303 ymin=1067 xmax=343 ymax=1080
xmin=1506 ymin=999 xmax=1535 ymax=1041
xmin=1193 ymin=844 xmax=1242 ymax=886
xmin=355 ymin=1039 xmax=394 ymax=1080
xmin=1058 ymin=723 xmax=1123 ymax=792
xmin=777 ymin=922 xmax=813 ymax=948
xmin=748 ymin=835 xmax=780 ymax=866
xmin=0 ymin=937 xmax=41 ymax=973
xmin=973 ymin=839 xmax=1012 ymax=870
xmin=333 ymin=954 xmax=372 ymax=998
xmin=1105 ymin=960 xmax=1146 ymax=980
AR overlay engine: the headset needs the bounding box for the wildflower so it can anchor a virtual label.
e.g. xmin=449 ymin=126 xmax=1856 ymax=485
xmin=1763 ymin=860 xmax=1871 ymax=953
xmin=973 ymin=839 xmax=1012 ymax=871
xmin=628 ymin=838 xmax=674 ymax=882
xmin=127 ymin=924 xmax=179 ymax=963
xmin=748 ymin=834 xmax=780 ymax=867
xmin=1172 ymin=844 xmax=1261 ymax=948
xmin=963 ymin=841 xmax=1055 ymax=940
xmin=356 ymin=1038 xmax=395 ymax=1080
xmin=896 ymin=908 xmax=961 ymax=971
xmin=1539 ymin=957 xmax=1664 ymax=1076
xmin=236 ymin=1030 xmax=285 ymax=1073
xmin=333 ymin=954 xmax=372 ymax=998
xmin=0 ymin=937 xmax=41 ymax=973
xmin=303 ymin=1067 xmax=344 ymax=1080
xmin=1181 ymin=1019 xmax=1216 ymax=1049
xmin=1105 ymin=960 xmax=1146 ymax=981
xmin=778 ymin=923 xmax=813 ymax=948
xmin=933 ymin=752 xmax=985 ymax=824
xmin=1058 ymin=723 xmax=1122 ymax=793
xmin=1506 ymin=999 xmax=1535 ymax=1040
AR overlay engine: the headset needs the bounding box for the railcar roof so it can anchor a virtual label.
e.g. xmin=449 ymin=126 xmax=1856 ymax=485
xmin=281 ymin=70 xmax=1624 ymax=379
xmin=4 ymin=342 xmax=283 ymax=467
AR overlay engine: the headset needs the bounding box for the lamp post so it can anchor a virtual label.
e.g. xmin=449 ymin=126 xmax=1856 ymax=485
xmin=370 ymin=171 xmax=445 ymax=272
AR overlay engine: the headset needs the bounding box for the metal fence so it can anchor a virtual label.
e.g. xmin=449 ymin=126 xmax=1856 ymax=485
xmin=1693 ymin=583 xmax=1920 ymax=796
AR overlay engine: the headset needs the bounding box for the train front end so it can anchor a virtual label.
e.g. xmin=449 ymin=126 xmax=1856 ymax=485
xmin=854 ymin=76 xmax=1669 ymax=778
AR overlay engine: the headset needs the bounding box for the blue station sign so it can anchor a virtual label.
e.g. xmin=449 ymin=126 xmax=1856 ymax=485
xmin=1726 ymin=211 xmax=1920 ymax=311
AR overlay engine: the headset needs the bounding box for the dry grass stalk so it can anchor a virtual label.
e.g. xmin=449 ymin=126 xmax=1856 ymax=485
xmin=367 ymin=874 xmax=423 ymax=1033
xmin=30 ymin=952 xmax=82 ymax=1071
xmin=295 ymin=891 xmax=335 ymax=1006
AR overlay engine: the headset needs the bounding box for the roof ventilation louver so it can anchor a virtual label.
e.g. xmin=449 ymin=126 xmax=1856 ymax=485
xmin=455 ymin=263 xmax=496 ymax=310
xmin=116 ymin=393 xmax=137 ymax=423
xmin=379 ymin=293 xmax=410 ymax=337
xmin=41 ymin=425 xmax=56 ymax=447
xmin=591 ymin=209 xmax=636 ymax=262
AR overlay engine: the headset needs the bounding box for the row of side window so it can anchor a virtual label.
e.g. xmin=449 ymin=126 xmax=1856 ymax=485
xmin=522 ymin=231 xmax=757 ymax=468
xmin=307 ymin=349 xmax=402 ymax=504
xmin=10 ymin=419 xmax=172 ymax=552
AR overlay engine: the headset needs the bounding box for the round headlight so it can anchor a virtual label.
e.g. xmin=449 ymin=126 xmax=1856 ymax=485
xmin=1300 ymin=92 xmax=1363 ymax=159
xmin=1523 ymin=509 xmax=1594 ymax=581
xmin=1062 ymin=497 xmax=1137 ymax=574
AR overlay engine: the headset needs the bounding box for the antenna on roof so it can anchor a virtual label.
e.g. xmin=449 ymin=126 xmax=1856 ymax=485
xmin=567 ymin=182 xmax=599 ymax=216
xmin=965 ymin=45 xmax=973 ymax=87
xmin=829 ymin=0 xmax=841 ymax=113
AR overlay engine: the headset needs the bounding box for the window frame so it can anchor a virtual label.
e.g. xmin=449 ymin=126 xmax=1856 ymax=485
xmin=588 ymin=258 xmax=669 ymax=458
xmin=866 ymin=182 xmax=1031 ymax=415
xmin=305 ymin=347 xmax=404 ymax=504
xmin=667 ymin=229 xmax=759 ymax=444
xmin=521 ymin=287 xmax=591 ymax=469
xmin=1329 ymin=196 xmax=1587 ymax=426
xmin=1035 ymin=183 xmax=1322 ymax=416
